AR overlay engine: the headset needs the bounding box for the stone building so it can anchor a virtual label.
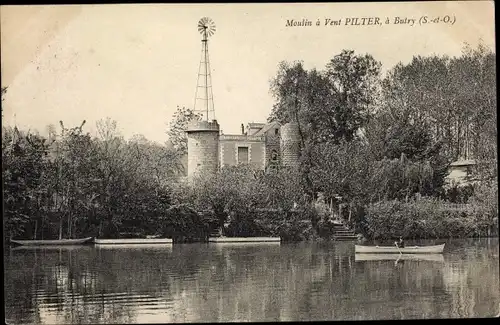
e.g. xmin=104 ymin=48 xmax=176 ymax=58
xmin=219 ymin=121 xmax=281 ymax=170
xmin=185 ymin=120 xmax=300 ymax=178
xmin=186 ymin=119 xmax=220 ymax=177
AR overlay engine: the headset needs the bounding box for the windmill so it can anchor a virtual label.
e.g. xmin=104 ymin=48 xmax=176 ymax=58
xmin=194 ymin=17 xmax=217 ymax=122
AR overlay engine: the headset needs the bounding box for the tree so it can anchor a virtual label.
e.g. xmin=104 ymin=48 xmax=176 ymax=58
xmin=48 ymin=120 xmax=100 ymax=239
xmin=309 ymin=138 xmax=371 ymax=203
xmin=323 ymin=50 xmax=382 ymax=143
xmin=2 ymin=127 xmax=51 ymax=239
xmin=167 ymin=106 xmax=201 ymax=155
xmin=268 ymin=50 xmax=382 ymax=199
xmin=375 ymin=43 xmax=496 ymax=163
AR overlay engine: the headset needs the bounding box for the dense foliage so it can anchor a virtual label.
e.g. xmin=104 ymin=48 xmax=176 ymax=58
xmin=364 ymin=196 xmax=498 ymax=240
xmin=267 ymin=44 xmax=497 ymax=240
xmin=2 ymin=119 xmax=182 ymax=240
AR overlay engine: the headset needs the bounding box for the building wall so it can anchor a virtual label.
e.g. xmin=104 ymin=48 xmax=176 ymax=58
xmin=445 ymin=164 xmax=476 ymax=186
xmin=264 ymin=127 xmax=281 ymax=167
xmin=219 ymin=135 xmax=266 ymax=170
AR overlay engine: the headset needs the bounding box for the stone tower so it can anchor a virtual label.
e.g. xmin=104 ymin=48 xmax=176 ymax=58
xmin=186 ymin=18 xmax=220 ymax=179
xmin=186 ymin=119 xmax=220 ymax=178
xmin=280 ymin=122 xmax=301 ymax=169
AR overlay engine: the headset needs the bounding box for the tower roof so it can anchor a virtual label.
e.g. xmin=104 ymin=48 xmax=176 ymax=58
xmin=186 ymin=119 xmax=220 ymax=132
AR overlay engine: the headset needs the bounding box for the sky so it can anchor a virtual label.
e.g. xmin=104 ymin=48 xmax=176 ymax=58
xmin=1 ymin=2 xmax=495 ymax=144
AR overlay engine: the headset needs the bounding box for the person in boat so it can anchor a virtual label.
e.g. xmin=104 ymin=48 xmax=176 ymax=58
xmin=396 ymin=236 xmax=405 ymax=248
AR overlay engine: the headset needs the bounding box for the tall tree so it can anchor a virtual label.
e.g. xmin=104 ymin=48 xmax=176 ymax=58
xmin=323 ymin=50 xmax=382 ymax=143
xmin=3 ymin=127 xmax=51 ymax=239
xmin=268 ymin=50 xmax=382 ymax=198
xmin=167 ymin=106 xmax=201 ymax=155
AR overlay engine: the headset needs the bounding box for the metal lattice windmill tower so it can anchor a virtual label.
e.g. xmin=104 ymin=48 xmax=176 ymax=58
xmin=194 ymin=17 xmax=216 ymax=121
xmin=186 ymin=17 xmax=220 ymax=179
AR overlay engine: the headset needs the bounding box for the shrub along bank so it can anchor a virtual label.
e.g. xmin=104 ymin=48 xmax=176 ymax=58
xmin=362 ymin=197 xmax=498 ymax=240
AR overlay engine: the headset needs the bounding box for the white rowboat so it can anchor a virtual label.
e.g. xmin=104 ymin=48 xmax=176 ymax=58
xmin=355 ymin=243 xmax=445 ymax=254
xmin=208 ymin=237 xmax=281 ymax=243
xmin=94 ymin=238 xmax=173 ymax=245
xmin=355 ymin=253 xmax=445 ymax=262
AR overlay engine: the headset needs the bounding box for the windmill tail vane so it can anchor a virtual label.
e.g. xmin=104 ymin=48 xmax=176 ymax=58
xmin=194 ymin=17 xmax=216 ymax=121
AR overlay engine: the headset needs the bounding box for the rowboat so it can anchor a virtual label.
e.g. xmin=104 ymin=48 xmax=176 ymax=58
xmin=355 ymin=253 xmax=445 ymax=262
xmin=9 ymin=237 xmax=94 ymax=247
xmin=12 ymin=245 xmax=94 ymax=251
xmin=355 ymin=243 xmax=445 ymax=254
xmin=208 ymin=237 xmax=281 ymax=243
xmin=95 ymin=244 xmax=174 ymax=250
xmin=211 ymin=242 xmax=281 ymax=246
xmin=93 ymin=238 xmax=173 ymax=245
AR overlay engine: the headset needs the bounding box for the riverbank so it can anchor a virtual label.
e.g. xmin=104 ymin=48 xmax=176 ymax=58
xmin=361 ymin=198 xmax=499 ymax=240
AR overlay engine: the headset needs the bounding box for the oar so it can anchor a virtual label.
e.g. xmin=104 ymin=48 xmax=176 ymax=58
xmin=395 ymin=241 xmax=402 ymax=255
xmin=394 ymin=253 xmax=402 ymax=266
xmin=393 ymin=241 xmax=402 ymax=265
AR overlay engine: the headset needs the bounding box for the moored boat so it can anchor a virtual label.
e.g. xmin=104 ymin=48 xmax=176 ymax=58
xmin=355 ymin=253 xmax=445 ymax=262
xmin=208 ymin=237 xmax=281 ymax=243
xmin=95 ymin=244 xmax=174 ymax=250
xmin=93 ymin=238 xmax=173 ymax=245
xmin=355 ymin=243 xmax=445 ymax=254
xmin=12 ymin=245 xmax=94 ymax=251
xmin=9 ymin=237 xmax=94 ymax=247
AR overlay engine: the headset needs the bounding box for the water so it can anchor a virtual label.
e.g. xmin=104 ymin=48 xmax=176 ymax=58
xmin=4 ymin=238 xmax=499 ymax=323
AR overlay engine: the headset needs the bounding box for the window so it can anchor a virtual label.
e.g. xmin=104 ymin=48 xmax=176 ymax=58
xmin=274 ymin=128 xmax=279 ymax=135
xmin=237 ymin=146 xmax=249 ymax=164
xmin=271 ymin=149 xmax=278 ymax=162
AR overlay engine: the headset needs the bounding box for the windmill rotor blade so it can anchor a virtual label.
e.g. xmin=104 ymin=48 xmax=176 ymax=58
xmin=198 ymin=17 xmax=216 ymax=36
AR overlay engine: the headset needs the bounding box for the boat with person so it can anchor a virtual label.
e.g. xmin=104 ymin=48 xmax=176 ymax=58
xmin=9 ymin=237 xmax=94 ymax=247
xmin=355 ymin=253 xmax=445 ymax=262
xmin=355 ymin=243 xmax=445 ymax=254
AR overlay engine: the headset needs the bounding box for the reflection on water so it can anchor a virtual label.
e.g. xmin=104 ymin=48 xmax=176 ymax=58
xmin=4 ymin=239 xmax=499 ymax=323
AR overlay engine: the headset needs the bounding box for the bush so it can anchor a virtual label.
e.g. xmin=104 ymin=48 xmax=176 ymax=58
xmin=159 ymin=203 xmax=212 ymax=243
xmin=363 ymin=197 xmax=497 ymax=239
xmin=249 ymin=207 xmax=317 ymax=242
xmin=225 ymin=209 xmax=272 ymax=237
xmin=442 ymin=182 xmax=475 ymax=203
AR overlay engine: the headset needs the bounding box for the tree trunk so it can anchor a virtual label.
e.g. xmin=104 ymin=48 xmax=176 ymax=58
xmin=465 ymin=117 xmax=469 ymax=159
xmin=67 ymin=212 xmax=72 ymax=239
xmin=41 ymin=215 xmax=44 ymax=240
xmin=348 ymin=203 xmax=352 ymax=223
xmin=33 ymin=220 xmax=38 ymax=240
xmin=59 ymin=215 xmax=63 ymax=240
